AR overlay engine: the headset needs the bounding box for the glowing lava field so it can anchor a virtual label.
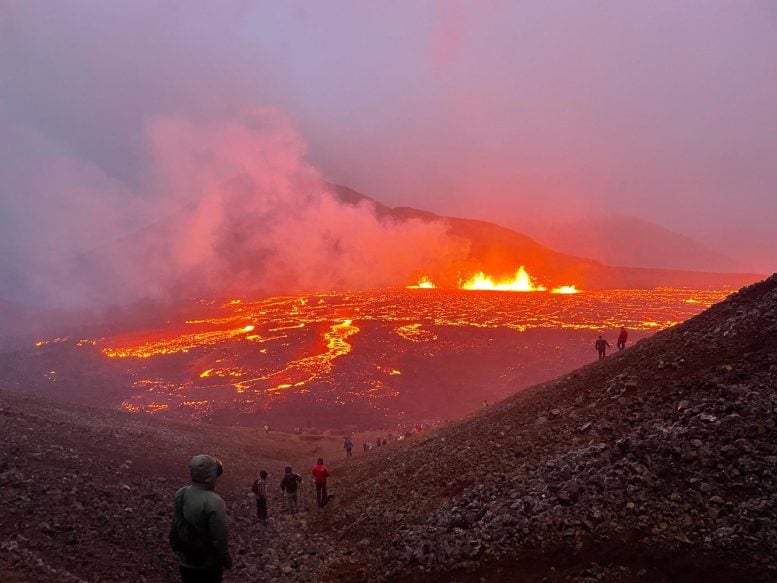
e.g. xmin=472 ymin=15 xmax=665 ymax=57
xmin=8 ymin=286 xmax=729 ymax=430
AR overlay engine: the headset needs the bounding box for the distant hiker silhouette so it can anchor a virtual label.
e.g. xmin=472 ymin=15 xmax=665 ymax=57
xmin=312 ymin=457 xmax=330 ymax=507
xmin=617 ymin=327 xmax=628 ymax=350
xmin=595 ymin=335 xmax=611 ymax=360
xmin=344 ymin=435 xmax=353 ymax=458
xmin=280 ymin=466 xmax=303 ymax=513
xmin=251 ymin=470 xmax=268 ymax=521
xmin=170 ymin=455 xmax=232 ymax=582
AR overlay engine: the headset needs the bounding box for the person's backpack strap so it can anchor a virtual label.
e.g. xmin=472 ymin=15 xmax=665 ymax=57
xmin=174 ymin=486 xmax=187 ymax=517
xmin=171 ymin=486 xmax=213 ymax=563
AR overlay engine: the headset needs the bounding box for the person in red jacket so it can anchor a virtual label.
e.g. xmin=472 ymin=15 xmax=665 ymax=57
xmin=311 ymin=458 xmax=330 ymax=508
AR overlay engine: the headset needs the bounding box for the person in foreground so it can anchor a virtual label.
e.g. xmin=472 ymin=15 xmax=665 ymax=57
xmin=171 ymin=454 xmax=232 ymax=583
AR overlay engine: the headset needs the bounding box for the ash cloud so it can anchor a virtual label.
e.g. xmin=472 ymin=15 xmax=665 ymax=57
xmin=0 ymin=108 xmax=469 ymax=308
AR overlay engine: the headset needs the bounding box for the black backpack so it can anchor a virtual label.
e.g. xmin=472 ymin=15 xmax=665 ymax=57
xmin=169 ymin=487 xmax=210 ymax=563
xmin=282 ymin=473 xmax=300 ymax=493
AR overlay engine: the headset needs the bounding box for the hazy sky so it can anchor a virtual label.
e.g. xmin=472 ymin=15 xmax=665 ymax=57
xmin=1 ymin=1 xmax=776 ymax=305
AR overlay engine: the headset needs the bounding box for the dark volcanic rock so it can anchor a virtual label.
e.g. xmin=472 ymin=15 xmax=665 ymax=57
xmin=0 ymin=393 xmax=332 ymax=582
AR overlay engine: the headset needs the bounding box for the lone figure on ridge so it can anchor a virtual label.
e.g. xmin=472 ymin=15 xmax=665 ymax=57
xmin=617 ymin=326 xmax=628 ymax=350
xmin=595 ymin=335 xmax=611 ymax=360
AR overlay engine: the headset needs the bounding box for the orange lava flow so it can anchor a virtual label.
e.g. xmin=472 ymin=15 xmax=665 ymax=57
xmin=39 ymin=285 xmax=733 ymax=419
xmin=102 ymin=324 xmax=255 ymax=358
xmin=263 ymin=319 xmax=360 ymax=393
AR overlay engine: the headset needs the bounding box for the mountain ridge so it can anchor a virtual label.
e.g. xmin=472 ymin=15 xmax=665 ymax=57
xmin=329 ymin=183 xmax=762 ymax=290
xmin=520 ymin=215 xmax=739 ymax=273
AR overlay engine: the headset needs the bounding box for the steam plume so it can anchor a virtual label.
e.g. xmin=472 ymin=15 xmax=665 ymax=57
xmin=0 ymin=108 xmax=469 ymax=308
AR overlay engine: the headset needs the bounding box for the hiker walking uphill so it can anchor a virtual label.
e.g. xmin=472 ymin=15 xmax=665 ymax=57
xmin=170 ymin=455 xmax=232 ymax=583
xmin=312 ymin=458 xmax=330 ymax=508
xmin=617 ymin=326 xmax=628 ymax=350
xmin=595 ymin=335 xmax=611 ymax=360
xmin=251 ymin=470 xmax=268 ymax=521
xmin=280 ymin=466 xmax=303 ymax=513
xmin=343 ymin=435 xmax=353 ymax=458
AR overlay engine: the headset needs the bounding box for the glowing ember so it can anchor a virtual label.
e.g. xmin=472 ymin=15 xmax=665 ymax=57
xmin=121 ymin=401 xmax=141 ymax=413
xmin=198 ymin=368 xmax=244 ymax=379
xmin=34 ymin=337 xmax=70 ymax=347
xmin=122 ymin=401 xmax=170 ymax=414
xmin=551 ymin=285 xmax=579 ymax=294
xmin=461 ymin=266 xmax=546 ymax=292
xmin=396 ymin=323 xmax=438 ymax=342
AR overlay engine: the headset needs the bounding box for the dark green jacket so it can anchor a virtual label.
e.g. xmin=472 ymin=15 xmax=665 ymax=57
xmin=174 ymin=484 xmax=232 ymax=569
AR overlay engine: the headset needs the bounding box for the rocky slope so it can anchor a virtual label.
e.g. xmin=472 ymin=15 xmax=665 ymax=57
xmin=313 ymin=274 xmax=777 ymax=582
xmin=0 ymin=392 xmax=349 ymax=582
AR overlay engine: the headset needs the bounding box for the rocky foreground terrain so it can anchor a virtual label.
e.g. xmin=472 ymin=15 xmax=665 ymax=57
xmin=0 ymin=393 xmax=351 ymax=582
xmin=1 ymin=274 xmax=776 ymax=582
xmin=316 ymin=274 xmax=777 ymax=581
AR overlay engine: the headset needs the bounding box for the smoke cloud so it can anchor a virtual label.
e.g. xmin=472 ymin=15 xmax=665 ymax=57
xmin=2 ymin=0 xmax=775 ymax=311
xmin=0 ymin=107 xmax=468 ymax=308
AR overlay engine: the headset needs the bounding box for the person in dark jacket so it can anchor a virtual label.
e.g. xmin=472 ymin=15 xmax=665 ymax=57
xmin=595 ymin=335 xmax=611 ymax=360
xmin=343 ymin=436 xmax=353 ymax=458
xmin=311 ymin=458 xmax=330 ymax=507
xmin=251 ymin=470 xmax=268 ymax=521
xmin=280 ymin=466 xmax=303 ymax=513
xmin=173 ymin=455 xmax=232 ymax=583
xmin=617 ymin=326 xmax=628 ymax=350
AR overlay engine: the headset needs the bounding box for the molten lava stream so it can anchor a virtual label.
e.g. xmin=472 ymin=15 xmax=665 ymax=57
xmin=260 ymin=319 xmax=360 ymax=393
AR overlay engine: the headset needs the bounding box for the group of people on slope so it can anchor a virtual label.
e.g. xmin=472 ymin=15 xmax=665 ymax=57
xmin=595 ymin=326 xmax=629 ymax=360
xmin=344 ymin=434 xmax=397 ymax=455
xmin=255 ymin=458 xmax=331 ymax=517
xmin=171 ymin=455 xmax=332 ymax=582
